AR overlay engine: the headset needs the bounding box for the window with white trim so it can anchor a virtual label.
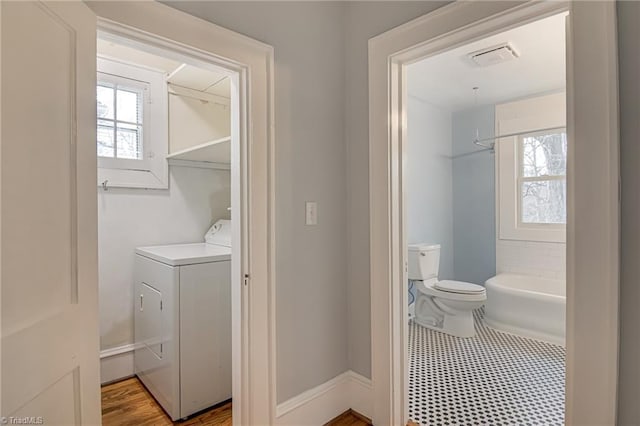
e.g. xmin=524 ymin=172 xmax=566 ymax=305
xmin=96 ymin=56 xmax=168 ymax=189
xmin=496 ymin=92 xmax=566 ymax=243
xmin=97 ymin=77 xmax=146 ymax=162
xmin=518 ymin=130 xmax=567 ymax=225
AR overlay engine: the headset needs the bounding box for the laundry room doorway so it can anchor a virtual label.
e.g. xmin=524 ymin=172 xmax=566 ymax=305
xmin=90 ymin=4 xmax=277 ymax=424
xmin=0 ymin=2 xmax=275 ymax=424
xmin=95 ymin=28 xmax=243 ymax=424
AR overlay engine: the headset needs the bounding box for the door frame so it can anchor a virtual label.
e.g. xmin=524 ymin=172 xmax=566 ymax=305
xmin=87 ymin=2 xmax=276 ymax=424
xmin=368 ymin=2 xmax=619 ymax=425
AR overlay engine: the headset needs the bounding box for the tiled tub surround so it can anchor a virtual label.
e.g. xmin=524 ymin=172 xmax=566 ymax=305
xmin=408 ymin=310 xmax=565 ymax=426
xmin=496 ymin=240 xmax=565 ymax=280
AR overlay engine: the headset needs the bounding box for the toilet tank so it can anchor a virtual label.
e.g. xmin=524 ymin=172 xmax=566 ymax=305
xmin=408 ymin=244 xmax=440 ymax=280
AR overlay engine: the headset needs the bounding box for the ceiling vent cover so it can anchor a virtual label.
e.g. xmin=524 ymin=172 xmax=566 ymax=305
xmin=468 ymin=43 xmax=519 ymax=67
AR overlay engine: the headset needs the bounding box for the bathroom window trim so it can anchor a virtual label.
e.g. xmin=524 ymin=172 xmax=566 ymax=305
xmin=96 ymin=55 xmax=169 ymax=189
xmin=496 ymin=93 xmax=567 ymax=243
xmin=516 ymin=130 xmax=567 ymax=229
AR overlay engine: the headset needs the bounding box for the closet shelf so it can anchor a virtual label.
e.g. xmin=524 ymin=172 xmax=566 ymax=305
xmin=166 ymin=136 xmax=231 ymax=170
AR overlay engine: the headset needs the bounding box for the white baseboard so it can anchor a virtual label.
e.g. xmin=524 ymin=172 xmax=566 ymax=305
xmin=100 ymin=346 xmax=374 ymax=424
xmin=100 ymin=343 xmax=135 ymax=385
xmin=346 ymin=371 xmax=373 ymax=420
xmin=275 ymin=370 xmax=372 ymax=425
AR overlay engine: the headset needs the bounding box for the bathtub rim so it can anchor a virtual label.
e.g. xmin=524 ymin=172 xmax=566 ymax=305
xmin=485 ymin=273 xmax=566 ymax=300
xmin=484 ymin=273 xmax=566 ymax=347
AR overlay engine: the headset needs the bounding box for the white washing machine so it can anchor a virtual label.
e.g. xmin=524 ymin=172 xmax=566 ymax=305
xmin=134 ymin=219 xmax=232 ymax=420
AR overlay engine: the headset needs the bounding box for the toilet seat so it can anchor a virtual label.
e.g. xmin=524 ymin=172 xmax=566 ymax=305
xmin=435 ymin=280 xmax=485 ymax=294
xmin=417 ymin=280 xmax=486 ymax=302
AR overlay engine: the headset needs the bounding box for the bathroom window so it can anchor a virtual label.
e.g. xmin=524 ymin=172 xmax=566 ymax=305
xmin=96 ymin=56 xmax=168 ymax=189
xmin=496 ymin=92 xmax=566 ymax=243
xmin=518 ymin=131 xmax=567 ymax=225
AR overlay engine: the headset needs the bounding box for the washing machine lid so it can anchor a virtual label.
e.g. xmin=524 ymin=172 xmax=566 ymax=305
xmin=434 ymin=280 xmax=485 ymax=294
xmin=136 ymin=243 xmax=231 ymax=266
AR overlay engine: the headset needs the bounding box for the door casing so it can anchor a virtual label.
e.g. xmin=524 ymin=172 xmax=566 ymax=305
xmin=87 ymin=2 xmax=277 ymax=424
xmin=368 ymin=2 xmax=619 ymax=425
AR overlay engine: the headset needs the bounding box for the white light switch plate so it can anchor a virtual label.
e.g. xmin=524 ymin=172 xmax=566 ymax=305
xmin=305 ymin=201 xmax=318 ymax=225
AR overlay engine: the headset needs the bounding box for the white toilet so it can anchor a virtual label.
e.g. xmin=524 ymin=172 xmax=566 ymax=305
xmin=408 ymin=243 xmax=487 ymax=338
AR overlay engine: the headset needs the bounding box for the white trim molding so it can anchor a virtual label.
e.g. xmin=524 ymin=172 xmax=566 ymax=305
xmin=100 ymin=344 xmax=135 ymax=385
xmin=369 ymin=2 xmax=619 ymax=426
xmin=275 ymin=370 xmax=372 ymax=426
xmin=496 ymin=92 xmax=567 ymax=243
xmin=88 ymin=3 xmax=276 ymax=425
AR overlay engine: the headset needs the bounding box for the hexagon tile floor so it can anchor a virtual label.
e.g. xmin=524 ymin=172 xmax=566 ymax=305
xmin=408 ymin=310 xmax=565 ymax=426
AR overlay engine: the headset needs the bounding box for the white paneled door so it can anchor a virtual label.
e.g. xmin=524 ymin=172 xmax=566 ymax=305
xmin=1 ymin=2 xmax=101 ymax=424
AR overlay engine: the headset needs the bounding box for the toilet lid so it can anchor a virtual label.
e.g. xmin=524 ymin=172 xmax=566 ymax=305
xmin=435 ymin=280 xmax=485 ymax=294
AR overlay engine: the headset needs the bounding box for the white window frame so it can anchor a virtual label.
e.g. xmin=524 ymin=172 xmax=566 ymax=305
xmin=97 ymin=73 xmax=147 ymax=165
xmin=517 ymin=129 xmax=567 ymax=227
xmin=97 ymin=55 xmax=168 ymax=189
xmin=496 ymin=92 xmax=566 ymax=243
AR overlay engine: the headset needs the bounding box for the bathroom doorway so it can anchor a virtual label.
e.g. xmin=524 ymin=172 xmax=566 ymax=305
xmin=368 ymin=2 xmax=619 ymax=425
xmin=404 ymin=13 xmax=568 ymax=424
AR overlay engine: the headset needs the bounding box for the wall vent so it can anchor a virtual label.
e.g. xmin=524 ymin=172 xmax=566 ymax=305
xmin=468 ymin=43 xmax=519 ymax=67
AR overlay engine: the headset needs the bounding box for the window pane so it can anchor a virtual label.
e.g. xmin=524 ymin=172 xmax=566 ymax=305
xmin=97 ymin=120 xmax=114 ymax=158
xmin=117 ymin=88 xmax=141 ymax=123
xmin=97 ymin=85 xmax=114 ymax=120
xmin=116 ymin=123 xmax=142 ymax=160
xmin=521 ymin=179 xmax=566 ymax=224
xmin=522 ymin=132 xmax=567 ymax=177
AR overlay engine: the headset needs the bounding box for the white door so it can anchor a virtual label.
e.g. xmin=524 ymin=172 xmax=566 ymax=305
xmin=1 ymin=2 xmax=100 ymax=424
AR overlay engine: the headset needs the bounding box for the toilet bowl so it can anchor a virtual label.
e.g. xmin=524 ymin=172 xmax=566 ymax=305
xmin=413 ymin=278 xmax=486 ymax=337
xmin=408 ymin=244 xmax=487 ymax=338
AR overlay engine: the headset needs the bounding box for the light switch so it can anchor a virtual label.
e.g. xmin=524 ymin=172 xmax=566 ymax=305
xmin=305 ymin=201 xmax=318 ymax=225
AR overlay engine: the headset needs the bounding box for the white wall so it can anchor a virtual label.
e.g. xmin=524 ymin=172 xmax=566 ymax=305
xmin=406 ymin=96 xmax=454 ymax=279
xmin=169 ymin=92 xmax=230 ymax=153
xmin=98 ymin=167 xmax=230 ymax=350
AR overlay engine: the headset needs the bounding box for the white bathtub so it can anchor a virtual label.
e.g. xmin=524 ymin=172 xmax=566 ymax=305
xmin=484 ymin=273 xmax=565 ymax=346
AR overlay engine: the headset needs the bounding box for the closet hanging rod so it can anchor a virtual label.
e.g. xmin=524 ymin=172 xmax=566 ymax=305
xmin=473 ymin=125 xmax=566 ymax=149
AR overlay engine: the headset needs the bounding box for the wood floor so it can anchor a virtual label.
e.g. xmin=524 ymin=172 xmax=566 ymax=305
xmin=101 ymin=377 xmax=370 ymax=426
xmin=101 ymin=377 xmax=231 ymax=426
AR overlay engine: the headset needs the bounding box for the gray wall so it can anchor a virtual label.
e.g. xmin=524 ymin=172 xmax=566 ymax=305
xmin=452 ymin=106 xmax=496 ymax=285
xmin=164 ymin=2 xmax=349 ymax=403
xmin=344 ymin=1 xmax=450 ymax=379
xmin=166 ymin=1 xmax=640 ymax=414
xmin=406 ymin=96 xmax=454 ymax=280
xmin=616 ymin=2 xmax=640 ymax=424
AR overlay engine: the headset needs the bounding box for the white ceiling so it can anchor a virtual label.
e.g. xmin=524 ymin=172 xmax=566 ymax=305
xmin=97 ymin=39 xmax=230 ymax=98
xmin=407 ymin=12 xmax=567 ymax=112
